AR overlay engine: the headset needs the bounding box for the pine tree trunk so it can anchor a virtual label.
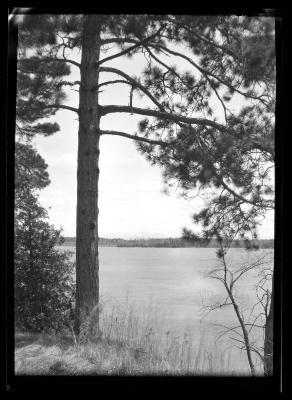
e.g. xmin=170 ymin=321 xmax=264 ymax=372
xmin=264 ymin=273 xmax=273 ymax=376
xmin=74 ymin=16 xmax=101 ymax=339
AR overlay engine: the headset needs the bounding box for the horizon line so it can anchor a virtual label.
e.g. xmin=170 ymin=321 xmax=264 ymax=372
xmin=62 ymin=236 xmax=275 ymax=241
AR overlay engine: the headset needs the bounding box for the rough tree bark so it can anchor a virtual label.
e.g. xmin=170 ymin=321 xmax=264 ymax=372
xmin=74 ymin=15 xmax=101 ymax=337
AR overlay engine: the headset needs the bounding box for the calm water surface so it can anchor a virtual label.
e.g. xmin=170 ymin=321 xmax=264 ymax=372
xmin=58 ymin=246 xmax=273 ymax=371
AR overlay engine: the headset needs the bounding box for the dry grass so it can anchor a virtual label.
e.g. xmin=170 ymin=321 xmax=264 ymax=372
xmin=15 ymin=300 xmax=256 ymax=376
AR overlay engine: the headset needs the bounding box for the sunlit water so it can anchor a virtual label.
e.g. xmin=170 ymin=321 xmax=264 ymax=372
xmin=57 ymin=246 xmax=273 ymax=373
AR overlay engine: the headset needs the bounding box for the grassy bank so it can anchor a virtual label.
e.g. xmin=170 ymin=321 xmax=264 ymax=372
xmin=15 ymin=301 xmax=260 ymax=376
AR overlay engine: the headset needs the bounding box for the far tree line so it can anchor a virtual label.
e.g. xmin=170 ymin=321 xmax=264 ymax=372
xmin=61 ymin=237 xmax=274 ymax=248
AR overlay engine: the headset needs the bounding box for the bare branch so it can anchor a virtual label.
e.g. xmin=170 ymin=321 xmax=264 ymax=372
xmin=250 ymin=346 xmax=265 ymax=363
xmin=97 ymin=79 xmax=131 ymax=89
xmin=100 ymin=129 xmax=168 ymax=147
xmin=215 ymin=325 xmax=243 ymax=342
xmin=229 ymin=336 xmax=247 ymax=346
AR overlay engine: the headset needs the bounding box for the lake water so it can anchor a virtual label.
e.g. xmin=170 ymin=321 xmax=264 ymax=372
xmin=57 ymin=246 xmax=273 ymax=373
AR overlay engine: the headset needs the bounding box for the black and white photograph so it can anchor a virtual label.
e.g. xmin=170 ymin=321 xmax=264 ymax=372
xmin=6 ymin=8 xmax=282 ymax=390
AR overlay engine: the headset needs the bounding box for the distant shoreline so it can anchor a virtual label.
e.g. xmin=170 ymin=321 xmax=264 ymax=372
xmin=60 ymin=237 xmax=274 ymax=249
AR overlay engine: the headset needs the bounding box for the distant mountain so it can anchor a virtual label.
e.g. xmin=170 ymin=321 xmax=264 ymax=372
xmin=61 ymin=237 xmax=274 ymax=248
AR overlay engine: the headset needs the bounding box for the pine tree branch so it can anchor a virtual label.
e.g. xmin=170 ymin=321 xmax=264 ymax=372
xmin=247 ymin=140 xmax=275 ymax=160
xmin=45 ymin=104 xmax=79 ymax=114
xmin=99 ymin=130 xmax=168 ymax=146
xmin=101 ymin=107 xmax=272 ymax=206
xmin=100 ymin=104 xmax=274 ymax=159
xmin=194 ymin=134 xmax=275 ymax=210
xmin=166 ymin=16 xmax=241 ymax=62
xmin=100 ymin=37 xmax=132 ymax=46
xmin=143 ymin=45 xmax=185 ymax=86
xmin=204 ymin=74 xmax=228 ymax=123
xmin=20 ymin=56 xmax=81 ymax=69
xmin=99 ymin=66 xmax=165 ymax=111
xmin=15 ymin=123 xmax=27 ymax=135
xmin=97 ymin=26 xmax=165 ymax=67
xmin=153 ymin=44 xmax=270 ymax=106
xmin=100 ymin=37 xmax=270 ymax=106
xmin=216 ymin=175 xmax=274 ymax=210
xmin=61 ymin=80 xmax=81 ymax=87
xmin=100 ymin=105 xmax=274 ymax=157
xmin=100 ymin=104 xmax=234 ymax=133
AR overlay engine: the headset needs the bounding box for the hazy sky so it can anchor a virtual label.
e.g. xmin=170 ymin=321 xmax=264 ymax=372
xmin=30 ymin=30 xmax=274 ymax=239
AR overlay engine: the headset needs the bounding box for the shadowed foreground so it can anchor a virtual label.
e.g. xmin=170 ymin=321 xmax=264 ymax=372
xmin=15 ymin=332 xmax=195 ymax=376
xmin=15 ymin=331 xmax=255 ymax=376
xmin=15 ymin=301 xmax=262 ymax=376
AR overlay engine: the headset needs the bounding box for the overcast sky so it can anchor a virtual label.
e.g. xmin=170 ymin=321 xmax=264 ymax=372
xmin=30 ymin=29 xmax=274 ymax=239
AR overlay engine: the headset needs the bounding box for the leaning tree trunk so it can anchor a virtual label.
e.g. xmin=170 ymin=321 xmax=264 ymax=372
xmin=264 ymin=272 xmax=273 ymax=376
xmin=74 ymin=15 xmax=101 ymax=339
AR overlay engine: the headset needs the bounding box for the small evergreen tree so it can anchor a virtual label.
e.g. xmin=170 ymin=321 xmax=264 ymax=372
xmin=14 ymin=142 xmax=75 ymax=333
